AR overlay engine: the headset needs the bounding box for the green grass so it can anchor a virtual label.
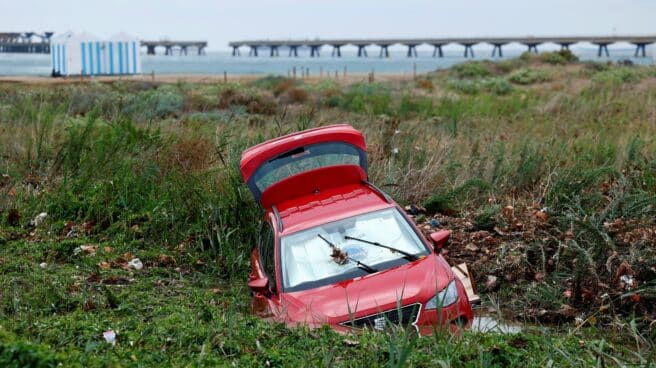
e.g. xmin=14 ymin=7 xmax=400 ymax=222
xmin=1 ymin=57 xmax=656 ymax=366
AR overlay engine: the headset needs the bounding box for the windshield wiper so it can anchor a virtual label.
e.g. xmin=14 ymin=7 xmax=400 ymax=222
xmin=344 ymin=235 xmax=419 ymax=261
xmin=318 ymin=234 xmax=378 ymax=274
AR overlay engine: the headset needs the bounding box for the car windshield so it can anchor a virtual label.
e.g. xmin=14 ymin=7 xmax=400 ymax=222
xmin=280 ymin=208 xmax=429 ymax=292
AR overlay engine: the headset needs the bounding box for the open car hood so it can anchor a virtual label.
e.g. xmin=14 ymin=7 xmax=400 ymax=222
xmin=240 ymin=124 xmax=368 ymax=208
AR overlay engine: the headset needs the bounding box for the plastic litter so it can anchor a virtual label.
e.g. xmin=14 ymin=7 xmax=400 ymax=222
xmin=128 ymin=258 xmax=143 ymax=270
xmin=73 ymin=245 xmax=97 ymax=256
xmin=429 ymin=218 xmax=441 ymax=228
xmin=29 ymin=212 xmax=47 ymax=227
xmin=103 ymin=330 xmax=116 ymax=346
xmin=620 ymin=274 xmax=634 ymax=291
xmin=39 ymin=262 xmax=47 ymax=268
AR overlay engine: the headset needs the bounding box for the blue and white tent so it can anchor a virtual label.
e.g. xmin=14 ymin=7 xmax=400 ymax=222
xmin=50 ymin=32 xmax=141 ymax=76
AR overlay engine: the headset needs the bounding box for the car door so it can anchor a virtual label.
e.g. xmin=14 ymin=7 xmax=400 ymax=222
xmin=251 ymin=221 xmax=281 ymax=318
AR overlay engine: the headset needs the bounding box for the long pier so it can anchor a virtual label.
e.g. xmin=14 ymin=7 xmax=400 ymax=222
xmin=229 ymin=36 xmax=656 ymax=58
xmin=140 ymin=40 xmax=208 ymax=56
xmin=0 ymin=32 xmax=54 ymax=53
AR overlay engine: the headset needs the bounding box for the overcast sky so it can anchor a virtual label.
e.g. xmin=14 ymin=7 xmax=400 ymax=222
xmin=1 ymin=0 xmax=654 ymax=50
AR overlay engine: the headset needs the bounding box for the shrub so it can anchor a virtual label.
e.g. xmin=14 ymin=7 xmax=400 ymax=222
xmin=451 ymin=61 xmax=492 ymax=79
xmin=539 ymin=50 xmax=579 ymax=65
xmin=592 ymin=67 xmax=642 ymax=85
xmin=0 ymin=341 xmax=59 ymax=368
xmin=483 ymin=78 xmax=514 ymax=95
xmin=446 ymin=79 xmax=480 ymax=94
xmin=282 ymin=87 xmax=309 ymax=104
xmin=508 ymin=68 xmax=551 ymax=85
xmin=218 ymin=88 xmax=277 ymax=115
xmin=415 ymin=79 xmax=434 ymax=91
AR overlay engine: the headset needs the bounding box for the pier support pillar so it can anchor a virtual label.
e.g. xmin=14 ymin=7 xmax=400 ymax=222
xmin=288 ymin=46 xmax=299 ymax=57
xmin=462 ymin=44 xmax=475 ymax=58
xmin=491 ymin=43 xmax=505 ymax=58
xmin=331 ymin=45 xmax=342 ymax=57
xmin=357 ymin=45 xmax=368 ymax=57
xmin=406 ymin=44 xmax=418 ymax=57
xmin=232 ymin=46 xmax=240 ymax=56
xmin=432 ymin=44 xmax=444 ymax=58
xmin=198 ymin=46 xmax=206 ymax=55
xmin=525 ymin=43 xmax=539 ymax=54
xmin=378 ymin=45 xmax=390 ymax=58
xmin=249 ymin=45 xmax=259 ymax=57
xmin=633 ymin=43 xmax=648 ymax=58
xmin=595 ymin=43 xmax=610 ymax=57
xmin=180 ymin=46 xmax=188 ymax=56
xmin=147 ymin=45 xmax=156 ymax=55
xmin=559 ymin=43 xmax=572 ymax=51
xmin=165 ymin=46 xmax=172 ymax=56
xmin=270 ymin=45 xmax=279 ymax=57
xmin=310 ymin=45 xmax=321 ymax=57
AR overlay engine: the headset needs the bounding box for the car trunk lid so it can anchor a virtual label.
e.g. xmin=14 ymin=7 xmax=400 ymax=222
xmin=240 ymin=124 xmax=368 ymax=208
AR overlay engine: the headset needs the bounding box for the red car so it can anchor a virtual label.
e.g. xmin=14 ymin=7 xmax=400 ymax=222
xmin=240 ymin=124 xmax=472 ymax=334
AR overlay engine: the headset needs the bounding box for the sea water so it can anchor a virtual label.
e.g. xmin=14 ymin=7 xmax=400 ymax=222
xmin=0 ymin=45 xmax=654 ymax=77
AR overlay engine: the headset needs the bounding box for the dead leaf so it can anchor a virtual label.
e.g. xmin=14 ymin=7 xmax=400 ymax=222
xmin=75 ymin=245 xmax=97 ymax=256
xmin=558 ymin=304 xmax=577 ymax=317
xmin=210 ymin=288 xmax=222 ymax=294
xmin=103 ymin=246 xmax=114 ymax=253
xmin=158 ymin=254 xmax=177 ymax=267
xmin=465 ymin=243 xmax=479 ymax=252
xmin=534 ymin=210 xmax=549 ymax=222
xmin=614 ymin=261 xmax=634 ymax=284
xmin=502 ymin=205 xmax=514 ymax=221
xmin=97 ymin=261 xmax=111 ymax=270
xmin=87 ymin=273 xmax=102 ymax=283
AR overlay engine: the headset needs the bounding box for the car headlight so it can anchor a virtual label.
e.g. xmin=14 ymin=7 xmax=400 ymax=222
xmin=425 ymin=280 xmax=459 ymax=309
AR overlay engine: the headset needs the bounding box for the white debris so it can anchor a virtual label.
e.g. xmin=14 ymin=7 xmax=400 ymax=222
xmin=30 ymin=212 xmax=48 ymax=227
xmin=128 ymin=258 xmax=143 ymax=270
xmin=103 ymin=330 xmax=116 ymax=346
xmin=39 ymin=262 xmax=47 ymax=269
xmin=620 ymin=274 xmax=634 ymax=291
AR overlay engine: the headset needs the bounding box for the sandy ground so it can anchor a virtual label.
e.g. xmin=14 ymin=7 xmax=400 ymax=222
xmin=0 ymin=72 xmax=418 ymax=86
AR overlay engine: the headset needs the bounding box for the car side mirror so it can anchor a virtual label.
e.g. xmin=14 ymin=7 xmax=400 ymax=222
xmin=248 ymin=277 xmax=271 ymax=296
xmin=430 ymin=230 xmax=451 ymax=253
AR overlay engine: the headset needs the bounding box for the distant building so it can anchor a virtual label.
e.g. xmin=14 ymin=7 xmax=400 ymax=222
xmin=50 ymin=32 xmax=141 ymax=77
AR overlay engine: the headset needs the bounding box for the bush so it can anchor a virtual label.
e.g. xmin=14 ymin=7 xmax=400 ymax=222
xmin=451 ymin=61 xmax=492 ymax=79
xmin=446 ymin=79 xmax=481 ymax=95
xmin=484 ymin=78 xmax=514 ymax=95
xmin=539 ymin=50 xmax=579 ymax=65
xmin=0 ymin=341 xmax=59 ymax=368
xmin=335 ymin=83 xmax=392 ymax=115
xmin=592 ymin=67 xmax=642 ymax=85
xmin=218 ymin=88 xmax=277 ymax=115
xmin=508 ymin=68 xmax=551 ymax=85
xmin=282 ymin=87 xmax=309 ymax=104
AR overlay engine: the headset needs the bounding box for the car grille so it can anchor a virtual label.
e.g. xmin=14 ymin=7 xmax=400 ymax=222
xmin=340 ymin=303 xmax=421 ymax=330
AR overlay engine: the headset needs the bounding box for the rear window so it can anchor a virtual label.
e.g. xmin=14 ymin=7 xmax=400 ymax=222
xmin=251 ymin=142 xmax=366 ymax=193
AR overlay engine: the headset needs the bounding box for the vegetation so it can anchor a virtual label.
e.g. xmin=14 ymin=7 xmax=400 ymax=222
xmin=1 ymin=54 xmax=655 ymax=366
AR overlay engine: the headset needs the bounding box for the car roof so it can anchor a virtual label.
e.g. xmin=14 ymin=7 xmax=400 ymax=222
xmin=274 ymin=184 xmax=394 ymax=236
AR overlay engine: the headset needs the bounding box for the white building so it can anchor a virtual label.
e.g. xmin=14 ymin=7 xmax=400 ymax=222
xmin=50 ymin=32 xmax=141 ymax=76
